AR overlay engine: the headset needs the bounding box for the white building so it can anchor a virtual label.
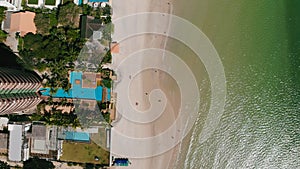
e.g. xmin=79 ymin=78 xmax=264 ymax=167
xmin=0 ymin=0 xmax=22 ymax=11
xmin=0 ymin=117 xmax=8 ymax=130
xmin=8 ymin=124 xmax=30 ymax=162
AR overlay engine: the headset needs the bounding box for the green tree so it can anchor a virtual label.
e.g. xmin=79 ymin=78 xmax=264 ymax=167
xmin=23 ymin=157 xmax=55 ymax=169
xmin=7 ymin=114 xmax=31 ymax=122
xmin=101 ymin=111 xmax=110 ymax=123
xmin=57 ymin=2 xmax=81 ymax=28
xmin=101 ymin=78 xmax=111 ymax=88
xmin=102 ymin=5 xmax=111 ymax=16
xmin=81 ymin=4 xmax=92 ymax=15
xmin=23 ymin=33 xmax=43 ymax=51
xmin=0 ymin=6 xmax=6 ymax=23
xmin=84 ymin=163 xmax=94 ymax=169
xmin=0 ymin=160 xmax=10 ymax=169
xmin=103 ymin=15 xmax=111 ymax=24
xmin=101 ymin=50 xmax=112 ymax=64
xmin=34 ymin=12 xmax=53 ymax=35
xmin=101 ymin=23 xmax=112 ymax=42
xmin=0 ymin=30 xmax=7 ymax=43
xmin=49 ymin=10 xmax=58 ymax=27
xmin=0 ymin=7 xmax=7 ymax=43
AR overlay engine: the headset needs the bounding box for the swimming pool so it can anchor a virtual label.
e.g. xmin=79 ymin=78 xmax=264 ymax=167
xmin=65 ymin=131 xmax=90 ymax=142
xmin=40 ymin=71 xmax=111 ymax=101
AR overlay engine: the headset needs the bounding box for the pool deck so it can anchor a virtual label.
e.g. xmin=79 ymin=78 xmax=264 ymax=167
xmin=40 ymin=71 xmax=111 ymax=101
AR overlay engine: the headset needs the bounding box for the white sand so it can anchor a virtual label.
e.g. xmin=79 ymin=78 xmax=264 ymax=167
xmin=110 ymin=0 xmax=180 ymax=169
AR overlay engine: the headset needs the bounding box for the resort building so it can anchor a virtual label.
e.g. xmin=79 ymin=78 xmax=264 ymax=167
xmin=8 ymin=123 xmax=31 ymax=162
xmin=30 ymin=123 xmax=61 ymax=160
xmin=9 ymin=11 xmax=36 ymax=37
xmin=0 ymin=67 xmax=42 ymax=114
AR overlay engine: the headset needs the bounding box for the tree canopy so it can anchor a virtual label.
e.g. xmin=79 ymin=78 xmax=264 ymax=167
xmin=0 ymin=7 xmax=7 ymax=43
xmin=57 ymin=2 xmax=81 ymax=28
xmin=34 ymin=12 xmax=52 ymax=35
xmin=19 ymin=3 xmax=113 ymax=93
xmin=0 ymin=30 xmax=7 ymax=43
xmin=23 ymin=157 xmax=55 ymax=169
xmin=19 ymin=26 xmax=84 ymax=90
xmin=0 ymin=160 xmax=10 ymax=169
xmin=0 ymin=6 xmax=6 ymax=23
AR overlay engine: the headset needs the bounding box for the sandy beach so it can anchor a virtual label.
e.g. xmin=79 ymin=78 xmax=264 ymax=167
xmin=110 ymin=0 xmax=181 ymax=168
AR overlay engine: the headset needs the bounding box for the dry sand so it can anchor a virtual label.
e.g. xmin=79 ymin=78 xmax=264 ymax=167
xmin=110 ymin=0 xmax=182 ymax=169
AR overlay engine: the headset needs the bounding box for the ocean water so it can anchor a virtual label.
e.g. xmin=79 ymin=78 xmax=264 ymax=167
xmin=169 ymin=1 xmax=300 ymax=168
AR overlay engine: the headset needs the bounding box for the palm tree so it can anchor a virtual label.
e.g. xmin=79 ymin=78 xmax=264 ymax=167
xmin=0 ymin=6 xmax=6 ymax=22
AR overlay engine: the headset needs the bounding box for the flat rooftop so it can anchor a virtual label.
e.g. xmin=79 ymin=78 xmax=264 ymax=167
xmin=0 ymin=133 xmax=8 ymax=152
xmin=8 ymin=124 xmax=22 ymax=161
xmin=32 ymin=125 xmax=46 ymax=139
xmin=10 ymin=11 xmax=37 ymax=36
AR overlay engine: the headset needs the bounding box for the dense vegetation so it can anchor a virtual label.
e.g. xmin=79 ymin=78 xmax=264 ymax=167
xmin=16 ymin=3 xmax=114 ymax=125
xmin=98 ymin=68 xmax=112 ymax=88
xmin=34 ymin=10 xmax=58 ymax=35
xmin=20 ymin=4 xmax=84 ymax=92
xmin=0 ymin=7 xmax=7 ymax=43
xmin=57 ymin=2 xmax=81 ymax=28
xmin=19 ymin=27 xmax=83 ymax=91
xmin=19 ymin=2 xmax=113 ymax=93
xmin=32 ymin=111 xmax=80 ymax=127
xmin=0 ymin=160 xmax=10 ymax=169
xmin=0 ymin=7 xmax=5 ymax=22
xmin=33 ymin=100 xmax=80 ymax=127
xmin=23 ymin=157 xmax=55 ymax=169
xmin=81 ymin=4 xmax=111 ymax=21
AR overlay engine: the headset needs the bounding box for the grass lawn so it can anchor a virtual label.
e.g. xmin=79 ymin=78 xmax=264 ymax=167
xmin=60 ymin=141 xmax=109 ymax=165
xmin=27 ymin=0 xmax=38 ymax=4
xmin=45 ymin=0 xmax=56 ymax=5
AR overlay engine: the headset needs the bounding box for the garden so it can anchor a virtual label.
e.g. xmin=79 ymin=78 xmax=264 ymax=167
xmin=45 ymin=0 xmax=56 ymax=5
xmin=27 ymin=0 xmax=39 ymax=4
xmin=60 ymin=141 xmax=109 ymax=165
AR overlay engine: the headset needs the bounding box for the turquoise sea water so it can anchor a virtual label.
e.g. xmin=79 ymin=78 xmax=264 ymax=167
xmin=170 ymin=1 xmax=300 ymax=168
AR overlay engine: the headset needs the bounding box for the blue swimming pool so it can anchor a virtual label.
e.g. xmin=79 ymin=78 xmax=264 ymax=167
xmin=65 ymin=131 xmax=90 ymax=142
xmin=40 ymin=71 xmax=111 ymax=101
xmin=88 ymin=0 xmax=109 ymax=2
